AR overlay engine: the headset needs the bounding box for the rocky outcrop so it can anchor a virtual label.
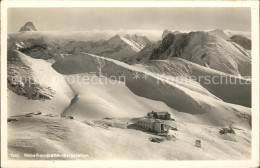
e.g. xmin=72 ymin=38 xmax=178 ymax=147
xmin=19 ymin=22 xmax=37 ymax=31
xmin=162 ymin=29 xmax=181 ymax=39
xmin=151 ymin=33 xmax=190 ymax=60
xmin=230 ymin=35 xmax=251 ymax=50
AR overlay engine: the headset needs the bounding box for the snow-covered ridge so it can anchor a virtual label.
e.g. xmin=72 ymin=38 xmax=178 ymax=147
xmin=133 ymin=58 xmax=251 ymax=107
xmin=7 ymin=50 xmax=55 ymax=100
xmin=208 ymin=29 xmax=228 ymax=40
xmin=52 ymin=52 xmax=250 ymax=124
xmin=122 ymin=34 xmax=152 ymax=52
xmin=7 ymin=51 xmax=251 ymax=160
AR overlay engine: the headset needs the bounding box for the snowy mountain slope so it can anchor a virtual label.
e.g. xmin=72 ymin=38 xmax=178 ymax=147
xmin=229 ymin=41 xmax=251 ymax=58
xmin=133 ymin=58 xmax=251 ymax=107
xmin=8 ymin=50 xmax=249 ymax=127
xmin=7 ymin=51 xmax=251 ymax=161
xmin=7 ymin=27 xmax=252 ymax=160
xmin=8 ymin=51 xmax=74 ymax=117
xmin=52 ymin=52 xmax=251 ymax=127
xmin=128 ymin=31 xmax=251 ymax=77
xmin=7 ymin=50 xmax=251 ymax=127
xmin=61 ymin=74 xmax=178 ymax=120
xmin=7 ymin=51 xmax=176 ymax=120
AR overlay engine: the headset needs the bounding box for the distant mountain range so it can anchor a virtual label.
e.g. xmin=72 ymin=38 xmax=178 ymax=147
xmin=9 ymin=22 xmax=252 ymax=77
xmin=9 ymin=31 xmax=152 ymax=61
xmin=124 ymin=30 xmax=251 ymax=77
xmin=58 ymin=34 xmax=152 ymax=61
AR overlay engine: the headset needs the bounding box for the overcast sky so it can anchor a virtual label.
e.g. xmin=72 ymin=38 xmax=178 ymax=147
xmin=8 ymin=7 xmax=251 ymax=32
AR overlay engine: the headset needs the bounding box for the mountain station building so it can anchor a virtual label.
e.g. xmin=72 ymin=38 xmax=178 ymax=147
xmin=136 ymin=118 xmax=168 ymax=133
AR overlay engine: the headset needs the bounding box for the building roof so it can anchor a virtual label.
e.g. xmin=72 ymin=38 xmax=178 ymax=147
xmin=154 ymin=112 xmax=170 ymax=115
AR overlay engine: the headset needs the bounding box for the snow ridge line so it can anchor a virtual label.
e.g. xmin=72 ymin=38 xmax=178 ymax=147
xmin=81 ymin=52 xmax=212 ymax=114
xmin=61 ymin=80 xmax=78 ymax=117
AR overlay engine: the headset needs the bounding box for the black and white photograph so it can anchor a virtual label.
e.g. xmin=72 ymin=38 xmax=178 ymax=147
xmin=1 ymin=1 xmax=259 ymax=168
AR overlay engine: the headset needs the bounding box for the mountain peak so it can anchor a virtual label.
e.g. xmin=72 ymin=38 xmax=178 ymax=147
xmin=106 ymin=35 xmax=128 ymax=48
xmin=162 ymin=29 xmax=172 ymax=39
xmin=19 ymin=22 xmax=37 ymax=32
xmin=109 ymin=34 xmax=123 ymax=40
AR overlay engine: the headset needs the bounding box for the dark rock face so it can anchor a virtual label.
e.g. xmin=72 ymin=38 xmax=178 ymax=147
xmin=19 ymin=22 xmax=37 ymax=31
xmin=230 ymin=35 xmax=251 ymax=50
xmin=161 ymin=29 xmax=181 ymax=39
